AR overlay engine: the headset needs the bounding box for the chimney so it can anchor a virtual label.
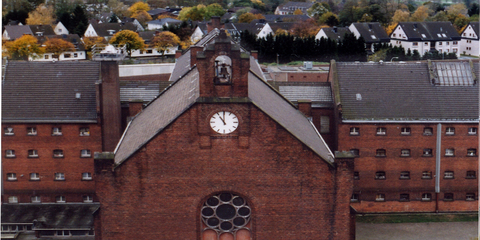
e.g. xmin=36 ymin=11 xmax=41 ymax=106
xmin=190 ymin=45 xmax=204 ymax=67
xmin=297 ymin=100 xmax=312 ymax=118
xmin=175 ymin=50 xmax=182 ymax=59
xmin=98 ymin=61 xmax=122 ymax=152
xmin=207 ymin=16 xmax=224 ymax=33
xmin=251 ymin=50 xmax=258 ymax=60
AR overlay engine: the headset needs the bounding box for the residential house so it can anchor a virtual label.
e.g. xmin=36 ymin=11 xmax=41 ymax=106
xmin=33 ymin=34 xmax=86 ymax=61
xmin=257 ymin=22 xmax=296 ymax=38
xmin=94 ymin=29 xmax=355 ymax=240
xmin=191 ymin=22 xmax=208 ymax=43
xmin=390 ymin=22 xmax=461 ymax=57
xmin=274 ymin=1 xmax=314 ymax=15
xmin=460 ymin=22 xmax=479 ymax=56
xmin=147 ymin=7 xmax=182 ymax=19
xmin=3 ymin=25 xmax=55 ymax=40
xmin=330 ymin=60 xmax=479 ymax=213
xmin=263 ymin=14 xmax=310 ymax=22
xmin=349 ymin=22 xmax=390 ymax=53
xmin=83 ymin=22 xmax=138 ymax=41
xmin=54 ymin=21 xmax=69 ymax=35
xmin=130 ymin=30 xmax=178 ymax=57
xmin=315 ymin=26 xmax=351 ymax=42
xmin=146 ymin=18 xmax=182 ymax=30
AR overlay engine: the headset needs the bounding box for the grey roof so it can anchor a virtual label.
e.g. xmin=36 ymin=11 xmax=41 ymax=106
xmin=147 ymin=8 xmax=168 ymax=16
xmin=276 ymin=1 xmax=314 ymax=13
xmin=278 ymin=84 xmax=333 ymax=102
xmin=268 ymin=22 xmax=297 ymax=32
xmin=2 ymin=204 xmax=99 ymax=228
xmin=37 ymin=34 xmax=85 ymax=51
xmin=120 ymin=81 xmax=172 ymax=102
xmin=394 ymin=22 xmax=461 ymax=41
xmin=115 ymin=39 xmax=334 ymax=165
xmin=29 ymin=25 xmax=56 ymax=35
xmin=350 ymin=22 xmax=389 ymax=43
xmin=225 ymin=22 xmax=265 ymax=35
xmin=3 ymin=25 xmax=55 ymax=40
xmin=2 ymin=61 xmax=100 ymax=122
xmin=263 ymin=14 xmax=310 ymax=22
xmin=332 ymin=61 xmax=479 ymax=122
xmin=137 ymin=30 xmax=158 ymax=42
xmin=90 ymin=22 xmax=137 ymax=37
xmin=147 ymin=18 xmax=183 ymax=26
xmin=319 ymin=27 xmax=351 ymax=42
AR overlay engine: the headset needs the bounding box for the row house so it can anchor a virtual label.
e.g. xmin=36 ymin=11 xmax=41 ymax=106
xmin=83 ymin=22 xmax=139 ymax=41
xmin=274 ymin=1 xmax=314 ymax=15
xmin=390 ymin=21 xmax=461 ymax=57
xmin=459 ymin=22 xmax=479 ymax=56
xmin=330 ymin=60 xmax=479 ymax=213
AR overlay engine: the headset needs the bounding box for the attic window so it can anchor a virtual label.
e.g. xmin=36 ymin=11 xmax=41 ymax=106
xmin=437 ymin=33 xmax=442 ymax=37
xmin=356 ymin=93 xmax=362 ymax=100
xmin=431 ymin=62 xmax=475 ymax=86
xmin=442 ymin=33 xmax=446 ymax=37
xmin=421 ymin=34 xmax=426 ymax=38
xmin=371 ymin=35 xmax=376 ymax=39
xmin=107 ymin=30 xmax=116 ymax=35
xmin=36 ymin=32 xmax=43 ymax=36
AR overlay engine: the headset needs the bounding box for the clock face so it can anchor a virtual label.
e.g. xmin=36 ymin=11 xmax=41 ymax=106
xmin=210 ymin=111 xmax=239 ymax=134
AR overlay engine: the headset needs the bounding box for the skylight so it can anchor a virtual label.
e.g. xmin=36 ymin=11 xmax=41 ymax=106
xmin=431 ymin=62 xmax=476 ymax=86
xmin=421 ymin=34 xmax=426 ymax=38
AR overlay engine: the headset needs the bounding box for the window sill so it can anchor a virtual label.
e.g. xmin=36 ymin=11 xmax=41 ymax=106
xmin=400 ymin=133 xmax=411 ymax=136
xmin=375 ymin=156 xmax=386 ymax=158
xmin=82 ymin=179 xmax=93 ymax=181
xmin=5 ymin=156 xmax=16 ymax=158
xmin=399 ymin=178 xmax=410 ymax=180
xmin=422 ymin=155 xmax=433 ymax=157
xmin=54 ymin=179 xmax=65 ymax=181
xmin=81 ymin=155 xmax=92 ymax=158
xmin=400 ymin=155 xmax=411 ymax=157
xmin=4 ymin=134 xmax=14 ymax=136
xmin=443 ymin=199 xmax=454 ymax=202
xmin=444 ymin=155 xmax=455 ymax=157
xmin=421 ymin=199 xmax=432 ymax=202
xmin=466 ymin=199 xmax=475 ymax=201
xmin=466 ymin=155 xmax=477 ymax=157
xmin=375 ymin=199 xmax=385 ymax=202
xmin=350 ymin=200 xmax=359 ymax=203
xmin=465 ymin=177 xmax=476 ymax=179
xmin=399 ymin=200 xmax=409 ymax=202
xmin=53 ymin=156 xmax=64 ymax=158
xmin=28 ymin=156 xmax=39 ymax=158
xmin=375 ymin=178 xmax=386 ymax=180
xmin=444 ymin=177 xmax=454 ymax=180
xmin=6 ymin=179 xmax=17 ymax=181
xmin=29 ymin=179 xmax=40 ymax=181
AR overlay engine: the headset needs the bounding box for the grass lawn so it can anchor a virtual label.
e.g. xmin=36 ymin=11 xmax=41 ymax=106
xmin=356 ymin=213 xmax=478 ymax=224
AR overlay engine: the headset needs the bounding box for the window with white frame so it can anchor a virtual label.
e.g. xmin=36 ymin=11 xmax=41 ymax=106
xmin=320 ymin=116 xmax=330 ymax=133
xmin=82 ymin=172 xmax=92 ymax=180
xmin=422 ymin=171 xmax=432 ymax=179
xmin=56 ymin=196 xmax=66 ymax=203
xmin=376 ymin=127 xmax=386 ymax=135
xmin=350 ymin=193 xmax=359 ymax=202
xmin=399 ymin=193 xmax=409 ymax=201
xmin=468 ymin=127 xmax=477 ymax=135
xmin=401 ymin=149 xmax=410 ymax=157
xmin=467 ymin=149 xmax=476 ymax=156
xmin=453 ymin=41 xmax=458 ymax=45
xmin=28 ymin=149 xmax=38 ymax=157
xmin=400 ymin=127 xmax=411 ymax=135
xmin=445 ymin=148 xmax=454 ymax=156
xmin=27 ymin=127 xmax=37 ymax=135
xmin=376 ymin=149 xmax=386 ymax=157
xmin=52 ymin=127 xmax=62 ymax=136
xmin=30 ymin=173 xmax=40 ymax=181
xmin=444 ymin=171 xmax=454 ymax=179
xmin=8 ymin=196 xmax=18 ymax=203
xmin=423 ymin=127 xmax=433 ymax=135
xmin=422 ymin=193 xmax=431 ymax=201
xmin=412 ymin=42 xmax=418 ymax=46
xmin=7 ymin=173 xmax=17 ymax=181
xmin=4 ymin=127 xmax=14 ymax=135
xmin=466 ymin=193 xmax=475 ymax=201
xmin=444 ymin=193 xmax=453 ymax=201
xmin=55 ymin=172 xmax=65 ymax=181
xmin=423 ymin=149 xmax=432 ymax=156
xmin=445 ymin=127 xmax=455 ymax=135
xmin=83 ymin=195 xmax=93 ymax=203
xmin=31 ymin=196 xmax=41 ymax=203
xmin=375 ymin=171 xmax=386 ymax=179
xmin=6 ymin=150 xmax=15 ymax=158
xmin=81 ymin=149 xmax=91 ymax=157
xmin=349 ymin=127 xmax=359 ymax=135
xmin=466 ymin=171 xmax=476 ymax=179
xmin=53 ymin=149 xmax=64 ymax=158
xmin=80 ymin=127 xmax=90 ymax=136
xmin=375 ymin=193 xmax=385 ymax=201
xmin=400 ymin=171 xmax=410 ymax=179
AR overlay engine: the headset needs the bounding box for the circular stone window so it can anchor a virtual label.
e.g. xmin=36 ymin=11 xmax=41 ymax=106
xmin=201 ymin=193 xmax=251 ymax=233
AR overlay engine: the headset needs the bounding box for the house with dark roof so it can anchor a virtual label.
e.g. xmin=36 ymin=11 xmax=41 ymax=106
xmin=2 ymin=25 xmax=55 ymax=40
xmin=146 ymin=18 xmax=183 ymax=30
xmin=274 ymin=1 xmax=314 ymax=15
xmin=33 ymin=34 xmax=87 ymax=61
xmin=330 ymin=60 xmax=479 ymax=213
xmin=83 ymin=22 xmax=139 ymax=41
xmin=349 ymin=22 xmax=390 ymax=53
xmin=130 ymin=30 xmax=178 ymax=57
xmin=54 ymin=21 xmax=69 ymax=35
xmin=460 ymin=22 xmax=479 ymax=56
xmin=94 ymin=29 xmax=355 ymax=240
xmin=315 ymin=26 xmax=351 ymax=42
xmin=263 ymin=14 xmax=310 ymax=22
xmin=390 ymin=21 xmax=461 ymax=57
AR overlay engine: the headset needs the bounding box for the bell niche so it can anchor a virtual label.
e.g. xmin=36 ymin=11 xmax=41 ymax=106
xmin=214 ymin=55 xmax=232 ymax=85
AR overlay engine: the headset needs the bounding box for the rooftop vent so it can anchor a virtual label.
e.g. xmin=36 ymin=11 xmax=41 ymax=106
xmin=303 ymin=61 xmax=312 ymax=70
xmin=356 ymin=93 xmax=362 ymax=100
xmin=75 ymin=93 xmax=81 ymax=99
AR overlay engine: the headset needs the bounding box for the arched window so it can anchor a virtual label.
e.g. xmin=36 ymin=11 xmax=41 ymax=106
xmin=214 ymin=56 xmax=232 ymax=85
xmin=201 ymin=192 xmax=251 ymax=240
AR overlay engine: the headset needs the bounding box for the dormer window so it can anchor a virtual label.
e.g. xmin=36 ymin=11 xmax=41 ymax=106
xmin=36 ymin=32 xmax=43 ymax=36
xmin=214 ymin=55 xmax=232 ymax=84
xmin=4 ymin=127 xmax=14 ymax=135
xmin=52 ymin=127 xmax=62 ymax=136
xmin=107 ymin=29 xmax=116 ymax=35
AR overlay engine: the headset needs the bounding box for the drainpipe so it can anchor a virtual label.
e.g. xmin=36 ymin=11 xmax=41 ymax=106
xmin=435 ymin=123 xmax=442 ymax=213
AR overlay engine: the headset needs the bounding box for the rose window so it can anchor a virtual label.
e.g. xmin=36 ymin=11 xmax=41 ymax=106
xmin=201 ymin=193 xmax=251 ymax=233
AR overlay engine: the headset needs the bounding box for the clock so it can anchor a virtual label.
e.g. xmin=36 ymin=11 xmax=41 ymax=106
xmin=210 ymin=111 xmax=239 ymax=134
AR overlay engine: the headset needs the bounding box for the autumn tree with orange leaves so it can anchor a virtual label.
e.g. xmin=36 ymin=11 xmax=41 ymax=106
xmin=4 ymin=35 xmax=44 ymax=60
xmin=150 ymin=31 xmax=180 ymax=56
xmin=44 ymin=38 xmax=75 ymax=58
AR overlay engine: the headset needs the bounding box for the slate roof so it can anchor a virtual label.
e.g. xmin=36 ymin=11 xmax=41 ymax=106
xmin=2 ymin=204 xmax=99 ymax=229
xmin=268 ymin=22 xmax=296 ymax=32
xmin=319 ymin=27 xmax=351 ymax=42
xmin=393 ymin=21 xmax=461 ymax=41
xmin=2 ymin=61 xmax=100 ymax=122
xmin=90 ymin=22 xmax=137 ymax=37
xmin=137 ymin=30 xmax=159 ymax=43
xmin=276 ymin=1 xmax=314 ymax=14
xmin=114 ymin=34 xmax=334 ymax=166
xmin=120 ymin=81 xmax=172 ymax=102
xmin=37 ymin=34 xmax=85 ymax=51
xmin=263 ymin=14 xmax=310 ymax=22
xmin=147 ymin=18 xmax=183 ymax=26
xmin=270 ymin=82 xmax=333 ymax=107
xmin=350 ymin=22 xmax=389 ymax=43
xmin=332 ymin=61 xmax=479 ymax=122
xmin=3 ymin=25 xmax=55 ymax=40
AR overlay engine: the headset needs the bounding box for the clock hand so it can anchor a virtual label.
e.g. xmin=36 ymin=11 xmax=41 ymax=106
xmin=218 ymin=113 xmax=226 ymax=125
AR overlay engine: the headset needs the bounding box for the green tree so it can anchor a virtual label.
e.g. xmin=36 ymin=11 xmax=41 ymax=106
xmin=71 ymin=5 xmax=88 ymax=36
xmin=238 ymin=12 xmax=255 ymax=23
xmin=319 ymin=12 xmax=339 ymax=27
xmin=391 ymin=9 xmax=409 ymax=23
xmin=109 ymin=30 xmax=145 ymax=56
xmin=107 ymin=0 xmax=129 ymax=18
xmin=109 ymin=13 xmax=119 ymax=23
xmin=204 ymin=3 xmax=225 ymax=19
xmin=4 ymin=35 xmax=44 ymax=60
xmin=307 ymin=2 xmax=329 ymax=19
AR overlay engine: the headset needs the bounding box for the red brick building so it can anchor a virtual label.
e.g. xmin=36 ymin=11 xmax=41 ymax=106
xmin=330 ymin=60 xmax=479 ymax=213
xmin=94 ymin=30 xmax=355 ymax=240
xmin=1 ymin=60 xmax=122 ymax=238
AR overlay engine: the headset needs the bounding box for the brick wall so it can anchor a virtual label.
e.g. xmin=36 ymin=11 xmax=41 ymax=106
xmin=2 ymin=123 xmax=102 ymax=203
xmin=95 ymin=103 xmax=354 ymax=239
xmin=337 ymin=123 xmax=478 ymax=213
